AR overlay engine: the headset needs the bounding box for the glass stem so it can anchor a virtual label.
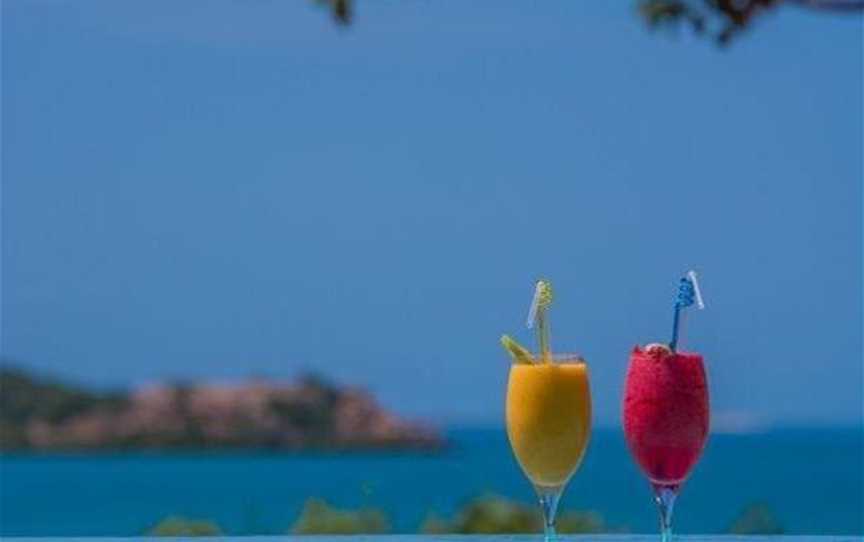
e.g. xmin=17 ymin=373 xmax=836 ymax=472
xmin=652 ymin=484 xmax=678 ymax=542
xmin=536 ymin=486 xmax=561 ymax=542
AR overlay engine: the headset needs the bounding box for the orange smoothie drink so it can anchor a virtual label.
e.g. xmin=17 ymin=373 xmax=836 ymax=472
xmin=506 ymin=358 xmax=592 ymax=489
xmin=502 ymin=279 xmax=591 ymax=541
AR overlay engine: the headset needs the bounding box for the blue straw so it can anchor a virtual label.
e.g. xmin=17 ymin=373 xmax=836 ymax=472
xmin=669 ymin=275 xmax=697 ymax=352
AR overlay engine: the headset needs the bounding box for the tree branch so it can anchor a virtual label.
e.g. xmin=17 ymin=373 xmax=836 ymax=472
xmin=786 ymin=0 xmax=864 ymax=11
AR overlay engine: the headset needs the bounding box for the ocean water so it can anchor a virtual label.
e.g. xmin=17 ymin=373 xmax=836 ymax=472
xmin=0 ymin=428 xmax=861 ymax=536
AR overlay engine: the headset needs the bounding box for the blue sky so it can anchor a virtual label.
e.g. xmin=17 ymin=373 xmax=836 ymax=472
xmin=2 ymin=1 xmax=861 ymax=427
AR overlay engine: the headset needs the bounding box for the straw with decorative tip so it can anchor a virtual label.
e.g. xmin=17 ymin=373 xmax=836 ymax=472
xmin=669 ymin=270 xmax=705 ymax=352
xmin=500 ymin=280 xmax=555 ymax=364
xmin=527 ymin=280 xmax=554 ymax=363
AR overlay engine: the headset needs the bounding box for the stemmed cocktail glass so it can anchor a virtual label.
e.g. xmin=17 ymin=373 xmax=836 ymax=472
xmin=502 ymin=280 xmax=592 ymax=541
xmin=622 ymin=271 xmax=709 ymax=542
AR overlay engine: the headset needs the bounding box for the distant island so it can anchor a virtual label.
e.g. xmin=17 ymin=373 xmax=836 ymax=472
xmin=0 ymin=367 xmax=443 ymax=451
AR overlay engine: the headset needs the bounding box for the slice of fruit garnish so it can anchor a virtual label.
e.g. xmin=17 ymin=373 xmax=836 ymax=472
xmin=644 ymin=343 xmax=673 ymax=357
xmin=645 ymin=342 xmax=671 ymax=352
xmin=501 ymin=335 xmax=533 ymax=364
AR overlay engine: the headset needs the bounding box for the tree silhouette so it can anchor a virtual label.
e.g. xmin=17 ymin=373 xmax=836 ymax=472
xmin=316 ymin=0 xmax=351 ymax=25
xmin=315 ymin=0 xmax=864 ymax=45
xmin=641 ymin=0 xmax=864 ymax=45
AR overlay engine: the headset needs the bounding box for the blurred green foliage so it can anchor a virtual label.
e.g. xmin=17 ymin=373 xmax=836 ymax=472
xmin=290 ymin=498 xmax=390 ymax=534
xmin=727 ymin=502 xmax=785 ymax=535
xmin=420 ymin=494 xmax=607 ymax=534
xmin=420 ymin=495 xmax=537 ymax=534
xmin=147 ymin=516 xmax=223 ymax=536
xmin=143 ymin=496 xmax=789 ymax=535
xmin=557 ymin=510 xmax=609 ymax=534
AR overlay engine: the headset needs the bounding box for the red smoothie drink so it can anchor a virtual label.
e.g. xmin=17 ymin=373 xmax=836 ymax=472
xmin=623 ymin=345 xmax=709 ymax=486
